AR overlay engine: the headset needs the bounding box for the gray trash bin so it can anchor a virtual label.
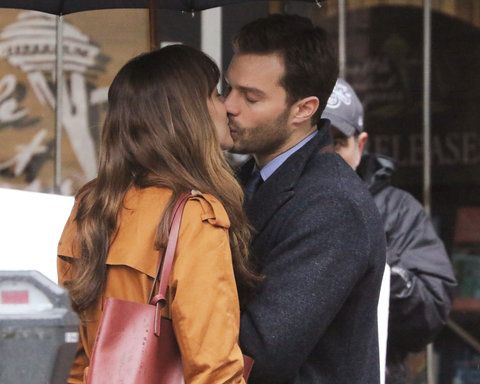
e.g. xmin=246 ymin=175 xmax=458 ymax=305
xmin=0 ymin=270 xmax=79 ymax=384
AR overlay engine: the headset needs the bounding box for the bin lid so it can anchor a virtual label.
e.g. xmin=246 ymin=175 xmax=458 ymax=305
xmin=0 ymin=271 xmax=76 ymax=323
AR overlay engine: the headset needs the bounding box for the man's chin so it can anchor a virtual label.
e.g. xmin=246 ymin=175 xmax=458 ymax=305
xmin=229 ymin=143 xmax=250 ymax=155
xmin=221 ymin=144 xmax=234 ymax=152
xmin=227 ymin=136 xmax=244 ymax=154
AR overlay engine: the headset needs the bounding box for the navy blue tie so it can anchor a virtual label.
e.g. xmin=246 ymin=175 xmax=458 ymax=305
xmin=244 ymin=169 xmax=263 ymax=202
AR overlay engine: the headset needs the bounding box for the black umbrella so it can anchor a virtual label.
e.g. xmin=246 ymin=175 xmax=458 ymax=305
xmin=0 ymin=0 xmax=322 ymax=15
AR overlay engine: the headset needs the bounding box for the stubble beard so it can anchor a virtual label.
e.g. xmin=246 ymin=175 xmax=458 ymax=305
xmin=229 ymin=109 xmax=291 ymax=158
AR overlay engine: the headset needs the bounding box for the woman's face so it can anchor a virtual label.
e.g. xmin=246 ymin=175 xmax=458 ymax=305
xmin=207 ymin=87 xmax=233 ymax=150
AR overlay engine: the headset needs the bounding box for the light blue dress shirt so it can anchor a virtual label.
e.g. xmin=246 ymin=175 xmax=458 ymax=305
xmin=258 ymin=131 xmax=317 ymax=181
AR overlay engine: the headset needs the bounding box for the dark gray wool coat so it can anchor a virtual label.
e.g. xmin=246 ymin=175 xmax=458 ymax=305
xmin=238 ymin=121 xmax=387 ymax=384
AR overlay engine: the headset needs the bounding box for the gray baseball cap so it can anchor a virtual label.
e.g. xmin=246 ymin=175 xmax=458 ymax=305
xmin=321 ymin=78 xmax=364 ymax=137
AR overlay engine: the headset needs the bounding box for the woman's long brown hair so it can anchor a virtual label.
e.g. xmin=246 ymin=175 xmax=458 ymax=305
xmin=66 ymin=45 xmax=258 ymax=313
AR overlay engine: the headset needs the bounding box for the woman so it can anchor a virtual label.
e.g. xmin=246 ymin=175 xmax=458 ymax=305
xmin=57 ymin=45 xmax=257 ymax=383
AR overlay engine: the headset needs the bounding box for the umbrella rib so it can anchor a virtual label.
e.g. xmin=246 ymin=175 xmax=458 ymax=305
xmin=57 ymin=0 xmax=67 ymax=15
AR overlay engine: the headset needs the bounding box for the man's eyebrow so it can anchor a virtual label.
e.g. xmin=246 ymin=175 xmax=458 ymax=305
xmin=238 ymin=86 xmax=266 ymax=97
xmin=223 ymin=76 xmax=266 ymax=97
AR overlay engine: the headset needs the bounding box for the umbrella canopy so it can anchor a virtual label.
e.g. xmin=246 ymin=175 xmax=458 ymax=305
xmin=0 ymin=0 xmax=320 ymax=15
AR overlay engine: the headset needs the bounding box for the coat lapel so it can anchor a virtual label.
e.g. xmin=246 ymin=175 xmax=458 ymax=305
xmin=242 ymin=122 xmax=333 ymax=234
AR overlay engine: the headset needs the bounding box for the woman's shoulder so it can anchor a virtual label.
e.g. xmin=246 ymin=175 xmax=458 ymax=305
xmin=57 ymin=188 xmax=230 ymax=260
xmin=184 ymin=191 xmax=230 ymax=229
xmin=124 ymin=185 xmax=172 ymax=207
xmin=128 ymin=187 xmax=229 ymax=229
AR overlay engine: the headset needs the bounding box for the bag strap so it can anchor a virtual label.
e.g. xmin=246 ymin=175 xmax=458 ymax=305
xmin=149 ymin=192 xmax=191 ymax=336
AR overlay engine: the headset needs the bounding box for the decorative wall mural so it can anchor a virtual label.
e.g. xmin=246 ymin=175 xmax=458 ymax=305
xmin=0 ymin=9 xmax=148 ymax=194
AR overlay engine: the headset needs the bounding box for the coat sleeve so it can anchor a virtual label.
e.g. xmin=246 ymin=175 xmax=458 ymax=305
xmin=170 ymin=199 xmax=245 ymax=384
xmin=384 ymin=190 xmax=457 ymax=352
xmin=58 ymin=255 xmax=89 ymax=384
xmin=57 ymin=204 xmax=90 ymax=384
xmin=240 ymin=193 xmax=375 ymax=383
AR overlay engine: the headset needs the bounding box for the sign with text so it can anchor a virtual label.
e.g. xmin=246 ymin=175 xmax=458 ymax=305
xmin=345 ymin=6 xmax=480 ymax=187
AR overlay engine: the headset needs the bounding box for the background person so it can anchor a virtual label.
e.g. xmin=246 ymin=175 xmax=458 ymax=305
xmin=57 ymin=45 xmax=258 ymax=384
xmin=323 ymin=78 xmax=457 ymax=384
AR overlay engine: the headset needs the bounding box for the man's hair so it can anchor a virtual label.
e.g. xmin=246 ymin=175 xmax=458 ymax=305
xmin=330 ymin=126 xmax=360 ymax=148
xmin=233 ymin=14 xmax=338 ymax=125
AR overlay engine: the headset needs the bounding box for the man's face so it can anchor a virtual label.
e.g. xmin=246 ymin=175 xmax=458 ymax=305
xmin=224 ymin=53 xmax=292 ymax=162
xmin=331 ymin=127 xmax=368 ymax=170
xmin=335 ymin=136 xmax=361 ymax=170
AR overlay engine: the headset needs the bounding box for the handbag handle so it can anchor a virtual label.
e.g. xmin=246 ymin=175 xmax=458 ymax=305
xmin=149 ymin=192 xmax=192 ymax=336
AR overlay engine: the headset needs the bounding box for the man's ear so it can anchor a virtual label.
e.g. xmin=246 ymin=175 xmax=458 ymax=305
xmin=358 ymin=132 xmax=369 ymax=155
xmin=290 ymin=96 xmax=319 ymax=125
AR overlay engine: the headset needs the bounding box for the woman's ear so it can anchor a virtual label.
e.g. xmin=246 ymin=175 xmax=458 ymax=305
xmin=290 ymin=96 xmax=320 ymax=125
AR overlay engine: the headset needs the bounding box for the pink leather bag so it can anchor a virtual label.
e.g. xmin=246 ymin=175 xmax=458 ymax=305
xmin=86 ymin=193 xmax=253 ymax=383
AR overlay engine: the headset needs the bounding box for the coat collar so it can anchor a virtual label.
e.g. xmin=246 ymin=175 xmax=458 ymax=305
xmin=240 ymin=120 xmax=333 ymax=233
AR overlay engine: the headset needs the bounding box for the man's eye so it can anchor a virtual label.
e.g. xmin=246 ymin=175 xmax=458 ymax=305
xmin=246 ymin=96 xmax=258 ymax=104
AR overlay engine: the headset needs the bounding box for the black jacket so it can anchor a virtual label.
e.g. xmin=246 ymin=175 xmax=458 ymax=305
xmin=357 ymin=154 xmax=457 ymax=375
xmin=238 ymin=123 xmax=386 ymax=384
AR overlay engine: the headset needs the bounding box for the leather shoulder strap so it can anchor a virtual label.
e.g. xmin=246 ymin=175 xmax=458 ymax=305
xmin=149 ymin=192 xmax=191 ymax=306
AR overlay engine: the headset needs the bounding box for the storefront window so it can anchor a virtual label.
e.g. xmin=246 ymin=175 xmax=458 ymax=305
xmin=0 ymin=9 xmax=149 ymax=193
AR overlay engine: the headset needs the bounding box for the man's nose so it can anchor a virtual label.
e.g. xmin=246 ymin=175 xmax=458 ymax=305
xmin=224 ymin=92 xmax=239 ymax=116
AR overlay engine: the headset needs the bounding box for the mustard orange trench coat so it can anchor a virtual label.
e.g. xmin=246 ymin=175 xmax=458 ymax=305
xmin=57 ymin=187 xmax=245 ymax=384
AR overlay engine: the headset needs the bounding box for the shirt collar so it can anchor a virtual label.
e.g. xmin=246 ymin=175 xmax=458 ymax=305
xmin=258 ymin=130 xmax=318 ymax=181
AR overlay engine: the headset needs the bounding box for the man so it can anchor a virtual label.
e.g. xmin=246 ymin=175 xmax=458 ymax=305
xmin=224 ymin=15 xmax=386 ymax=383
xmin=323 ymin=78 xmax=457 ymax=384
